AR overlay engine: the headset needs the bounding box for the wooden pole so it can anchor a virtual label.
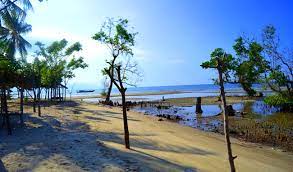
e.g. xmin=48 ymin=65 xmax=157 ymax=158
xmin=195 ymin=97 xmax=203 ymax=114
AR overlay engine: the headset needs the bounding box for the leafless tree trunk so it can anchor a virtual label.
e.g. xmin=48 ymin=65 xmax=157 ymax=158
xmin=217 ymin=58 xmax=237 ymax=172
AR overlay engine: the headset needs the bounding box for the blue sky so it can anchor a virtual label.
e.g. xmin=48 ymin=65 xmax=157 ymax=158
xmin=25 ymin=0 xmax=293 ymax=88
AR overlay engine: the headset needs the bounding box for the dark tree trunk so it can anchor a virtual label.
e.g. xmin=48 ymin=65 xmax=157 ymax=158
xmin=240 ymin=81 xmax=256 ymax=97
xmin=37 ymin=87 xmax=41 ymax=117
xmin=33 ymin=89 xmax=36 ymax=112
xmin=59 ymin=87 xmax=61 ymax=102
xmin=105 ymin=80 xmax=113 ymax=102
xmin=217 ymin=61 xmax=236 ymax=172
xmin=1 ymin=89 xmax=4 ymax=126
xmin=195 ymin=97 xmax=203 ymax=114
xmin=105 ymin=58 xmax=117 ymax=103
xmin=64 ymin=85 xmax=67 ymax=101
xmin=50 ymin=88 xmax=52 ymax=101
xmin=45 ymin=89 xmax=47 ymax=100
xmin=20 ymin=88 xmax=24 ymax=124
xmin=3 ymin=89 xmax=11 ymax=135
xmin=121 ymin=90 xmax=130 ymax=149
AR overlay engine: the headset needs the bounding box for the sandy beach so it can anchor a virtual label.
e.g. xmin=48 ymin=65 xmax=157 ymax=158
xmin=0 ymin=101 xmax=292 ymax=172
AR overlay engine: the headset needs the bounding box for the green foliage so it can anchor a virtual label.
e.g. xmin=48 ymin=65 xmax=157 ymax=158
xmin=0 ymin=0 xmax=36 ymax=16
xmin=259 ymin=25 xmax=293 ymax=111
xmin=261 ymin=25 xmax=292 ymax=94
xmin=264 ymin=94 xmax=293 ymax=109
xmin=92 ymin=18 xmax=137 ymax=57
xmin=0 ymin=56 xmax=20 ymax=87
xmin=0 ymin=10 xmax=32 ymax=58
xmin=34 ymin=39 xmax=88 ymax=88
xmin=201 ymin=48 xmax=234 ymax=82
xmin=232 ymin=37 xmax=268 ymax=96
xmin=93 ymin=17 xmax=140 ymax=92
xmin=24 ymin=96 xmax=28 ymax=103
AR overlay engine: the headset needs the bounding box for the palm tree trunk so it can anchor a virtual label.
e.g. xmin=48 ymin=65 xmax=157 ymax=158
xmin=218 ymin=65 xmax=236 ymax=172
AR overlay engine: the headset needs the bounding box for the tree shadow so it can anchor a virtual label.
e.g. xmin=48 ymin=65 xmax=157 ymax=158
xmin=96 ymin=131 xmax=215 ymax=155
xmin=63 ymin=105 xmax=141 ymax=122
xmin=0 ymin=107 xmax=202 ymax=171
xmin=83 ymin=115 xmax=110 ymax=123
xmin=0 ymin=159 xmax=7 ymax=172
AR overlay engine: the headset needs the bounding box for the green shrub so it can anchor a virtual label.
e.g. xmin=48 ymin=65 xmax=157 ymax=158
xmin=264 ymin=94 xmax=293 ymax=111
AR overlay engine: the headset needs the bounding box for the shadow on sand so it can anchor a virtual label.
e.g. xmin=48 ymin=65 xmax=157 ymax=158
xmin=0 ymin=102 xmax=210 ymax=171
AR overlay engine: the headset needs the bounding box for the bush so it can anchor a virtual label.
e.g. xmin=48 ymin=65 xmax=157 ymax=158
xmin=264 ymin=94 xmax=293 ymax=112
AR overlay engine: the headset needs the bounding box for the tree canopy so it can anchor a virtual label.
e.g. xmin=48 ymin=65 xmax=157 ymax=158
xmin=34 ymin=39 xmax=88 ymax=88
xmin=92 ymin=17 xmax=138 ymax=103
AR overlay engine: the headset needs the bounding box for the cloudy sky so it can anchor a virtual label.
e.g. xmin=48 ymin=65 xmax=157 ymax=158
xmin=25 ymin=0 xmax=293 ymax=89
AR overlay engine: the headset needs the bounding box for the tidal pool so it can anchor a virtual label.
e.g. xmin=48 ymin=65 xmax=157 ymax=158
xmin=132 ymin=100 xmax=283 ymax=131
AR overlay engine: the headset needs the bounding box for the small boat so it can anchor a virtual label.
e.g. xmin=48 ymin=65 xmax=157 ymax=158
xmin=77 ymin=89 xmax=95 ymax=93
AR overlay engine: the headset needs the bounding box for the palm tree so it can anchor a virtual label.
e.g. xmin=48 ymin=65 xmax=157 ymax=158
xmin=0 ymin=1 xmax=33 ymax=134
xmin=0 ymin=10 xmax=31 ymax=58
xmin=0 ymin=0 xmax=33 ymax=14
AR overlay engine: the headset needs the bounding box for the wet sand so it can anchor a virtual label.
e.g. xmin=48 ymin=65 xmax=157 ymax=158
xmin=0 ymin=101 xmax=292 ymax=171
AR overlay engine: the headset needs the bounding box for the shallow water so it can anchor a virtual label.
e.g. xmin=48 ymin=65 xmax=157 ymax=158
xmin=83 ymin=92 xmax=247 ymax=103
xmin=132 ymin=100 xmax=284 ymax=131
